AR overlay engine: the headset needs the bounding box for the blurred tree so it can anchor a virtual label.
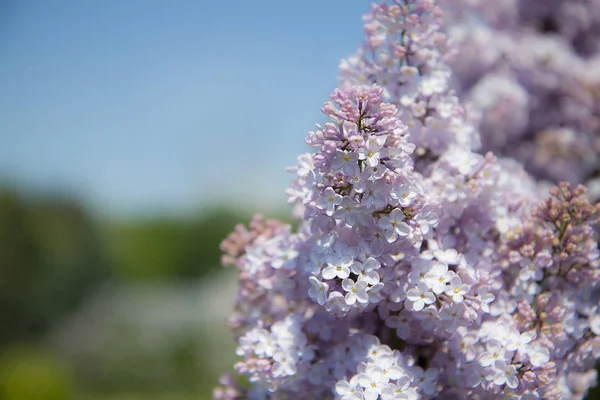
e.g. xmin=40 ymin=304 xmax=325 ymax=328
xmin=0 ymin=189 xmax=42 ymax=345
xmin=0 ymin=188 xmax=110 ymax=346
xmin=106 ymin=208 xmax=252 ymax=280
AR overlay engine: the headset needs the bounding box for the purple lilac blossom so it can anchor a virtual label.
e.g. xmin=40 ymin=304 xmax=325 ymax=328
xmin=440 ymin=0 xmax=600 ymax=200
xmin=213 ymin=1 xmax=600 ymax=399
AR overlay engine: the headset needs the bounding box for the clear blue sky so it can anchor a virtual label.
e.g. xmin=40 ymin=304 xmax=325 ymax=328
xmin=0 ymin=0 xmax=367 ymax=216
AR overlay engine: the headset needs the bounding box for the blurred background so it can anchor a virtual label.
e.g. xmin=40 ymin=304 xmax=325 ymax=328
xmin=0 ymin=0 xmax=367 ymax=399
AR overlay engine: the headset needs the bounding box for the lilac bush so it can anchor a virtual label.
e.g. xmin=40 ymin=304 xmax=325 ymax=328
xmin=213 ymin=1 xmax=600 ymax=398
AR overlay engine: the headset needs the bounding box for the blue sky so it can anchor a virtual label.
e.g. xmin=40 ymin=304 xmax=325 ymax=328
xmin=0 ymin=0 xmax=367 ymax=216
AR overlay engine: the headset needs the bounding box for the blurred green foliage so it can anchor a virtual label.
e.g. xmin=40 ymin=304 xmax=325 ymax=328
xmin=0 ymin=188 xmax=109 ymax=346
xmin=0 ymin=186 xmax=254 ymax=346
xmin=0 ymin=346 xmax=73 ymax=400
xmin=105 ymin=208 xmax=250 ymax=281
xmin=79 ymin=395 xmax=207 ymax=400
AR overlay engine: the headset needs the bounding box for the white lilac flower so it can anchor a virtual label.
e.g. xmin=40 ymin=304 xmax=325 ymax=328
xmin=381 ymin=376 xmax=418 ymax=400
xmin=362 ymin=180 xmax=387 ymax=209
xmin=424 ymin=262 xmax=454 ymax=294
xmin=272 ymin=349 xmax=298 ymax=377
xmin=358 ymin=135 xmax=386 ymax=168
xmin=318 ymin=187 xmax=343 ymax=216
xmin=250 ymin=329 xmax=274 ymax=357
xmin=415 ymin=204 xmax=439 ymax=235
xmin=335 ymin=197 xmax=362 ymax=226
xmin=322 ymin=257 xmax=351 ymax=280
xmin=476 ymin=287 xmax=495 ymax=313
xmin=408 ymin=258 xmax=433 ymax=285
xmin=440 ymin=303 xmax=465 ymax=333
xmin=358 ymin=365 xmax=389 ymax=400
xmin=433 ymin=248 xmax=460 ymax=265
xmin=492 ymin=360 xmax=519 ymax=389
xmin=392 ymin=185 xmax=418 ymax=207
xmin=505 ymin=331 xmax=533 ymax=354
xmin=386 ymin=142 xmax=415 ymax=168
xmin=406 ymin=281 xmax=436 ymax=312
xmin=413 ymin=367 xmax=439 ymax=396
xmin=448 ymin=147 xmax=481 ymax=176
xmin=527 ymin=346 xmax=550 ymax=368
xmin=478 ymin=340 xmax=513 ymax=367
xmin=351 ymin=258 xmax=381 ymax=285
xmin=518 ymin=259 xmax=543 ymax=281
xmin=342 ymin=278 xmax=369 ymax=305
xmin=351 ymin=169 xmax=374 ymax=194
xmin=331 ymin=150 xmax=359 ymax=176
xmin=388 ymin=280 xmax=408 ymax=303
xmin=374 ymin=354 xmax=404 ymax=380
xmin=362 ymin=336 xmax=388 ymax=360
xmin=377 ymin=208 xmax=411 ymax=243
xmin=335 ymin=376 xmax=364 ymax=400
xmin=444 ymin=275 xmax=469 ymax=303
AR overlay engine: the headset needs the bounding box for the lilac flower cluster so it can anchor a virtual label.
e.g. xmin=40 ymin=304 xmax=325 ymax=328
xmin=440 ymin=0 xmax=600 ymax=199
xmin=213 ymin=1 xmax=600 ymax=399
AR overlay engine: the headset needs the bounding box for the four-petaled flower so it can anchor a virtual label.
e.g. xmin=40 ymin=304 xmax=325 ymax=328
xmin=424 ymin=262 xmax=454 ymax=294
xmin=342 ymin=278 xmax=369 ymax=305
xmin=527 ymin=346 xmax=550 ymax=368
xmin=358 ymin=135 xmax=386 ymax=168
xmin=478 ymin=340 xmax=513 ymax=367
xmin=318 ymin=187 xmax=342 ymax=216
xmin=406 ymin=282 xmax=436 ymax=311
xmin=358 ymin=365 xmax=389 ymax=400
xmin=322 ymin=254 xmax=352 ymax=280
xmin=492 ymin=360 xmax=519 ymax=389
xmin=378 ymin=209 xmax=411 ymax=243
xmin=350 ymin=257 xmax=381 ymax=285
xmin=444 ymin=275 xmax=469 ymax=303
xmin=335 ymin=376 xmax=364 ymax=400
xmin=331 ymin=150 xmax=359 ymax=175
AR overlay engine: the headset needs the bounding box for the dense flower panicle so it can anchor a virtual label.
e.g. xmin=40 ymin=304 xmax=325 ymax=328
xmin=214 ymin=1 xmax=600 ymax=399
xmin=339 ymin=0 xmax=480 ymax=155
xmin=440 ymin=0 xmax=600 ymax=199
xmin=438 ymin=183 xmax=600 ymax=399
